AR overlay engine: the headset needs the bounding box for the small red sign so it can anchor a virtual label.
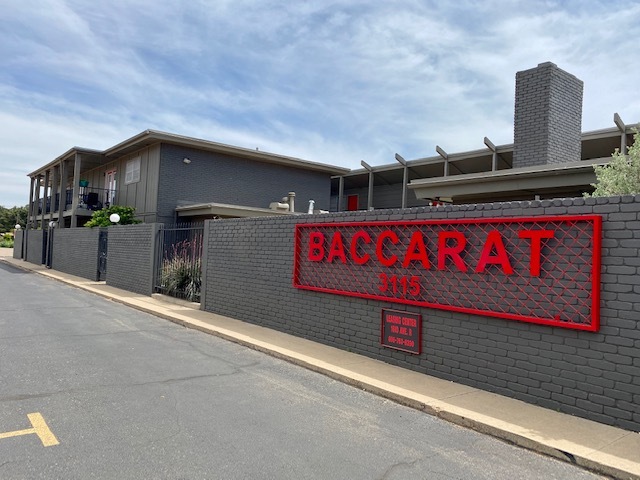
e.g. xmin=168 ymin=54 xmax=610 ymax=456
xmin=381 ymin=309 xmax=422 ymax=354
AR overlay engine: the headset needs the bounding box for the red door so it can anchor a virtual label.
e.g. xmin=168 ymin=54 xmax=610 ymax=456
xmin=347 ymin=195 xmax=359 ymax=211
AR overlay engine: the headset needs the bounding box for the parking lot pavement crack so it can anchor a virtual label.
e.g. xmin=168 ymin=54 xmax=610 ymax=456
xmin=0 ymin=392 xmax=55 ymax=402
xmin=135 ymin=388 xmax=183 ymax=448
xmin=152 ymin=330 xmax=261 ymax=369
xmin=130 ymin=371 xmax=243 ymax=387
xmin=0 ymin=371 xmax=243 ymax=403
xmin=2 ymin=305 xmax=97 ymax=314
xmin=0 ymin=327 xmax=177 ymax=342
xmin=377 ymin=458 xmax=422 ymax=480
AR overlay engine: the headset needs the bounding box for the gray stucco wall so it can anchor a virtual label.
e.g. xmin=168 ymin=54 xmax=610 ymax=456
xmin=106 ymin=223 xmax=159 ymax=295
xmin=13 ymin=230 xmax=23 ymax=259
xmin=51 ymin=228 xmax=102 ymax=281
xmin=157 ymin=144 xmax=333 ymax=223
xmin=202 ymin=195 xmax=640 ymax=432
xmin=24 ymin=229 xmax=45 ymax=265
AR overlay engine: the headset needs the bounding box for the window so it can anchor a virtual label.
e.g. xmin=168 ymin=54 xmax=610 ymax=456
xmin=124 ymin=156 xmax=141 ymax=184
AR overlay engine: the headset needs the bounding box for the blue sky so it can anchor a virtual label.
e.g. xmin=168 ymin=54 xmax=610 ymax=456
xmin=1 ymin=0 xmax=639 ymax=207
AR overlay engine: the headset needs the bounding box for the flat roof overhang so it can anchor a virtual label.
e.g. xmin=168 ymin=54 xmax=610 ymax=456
xmin=28 ymin=148 xmax=104 ymax=177
xmin=331 ymin=125 xmax=636 ymax=188
xmin=175 ymin=202 xmax=300 ymax=219
xmin=408 ymin=158 xmax=607 ymax=201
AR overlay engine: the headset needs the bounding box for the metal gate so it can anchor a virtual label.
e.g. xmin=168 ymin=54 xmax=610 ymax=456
xmin=154 ymin=223 xmax=204 ymax=302
xmin=44 ymin=229 xmax=53 ymax=268
xmin=98 ymin=229 xmax=108 ymax=280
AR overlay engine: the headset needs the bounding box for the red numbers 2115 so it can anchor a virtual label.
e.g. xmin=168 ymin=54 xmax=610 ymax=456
xmin=379 ymin=274 xmax=420 ymax=297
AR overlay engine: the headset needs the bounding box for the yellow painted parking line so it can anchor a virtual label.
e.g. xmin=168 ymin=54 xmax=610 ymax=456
xmin=0 ymin=428 xmax=34 ymax=440
xmin=27 ymin=413 xmax=59 ymax=446
xmin=0 ymin=413 xmax=59 ymax=447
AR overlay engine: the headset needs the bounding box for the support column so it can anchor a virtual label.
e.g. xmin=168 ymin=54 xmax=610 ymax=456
xmin=51 ymin=165 xmax=59 ymax=223
xmin=27 ymin=177 xmax=35 ymax=229
xmin=58 ymin=160 xmax=67 ymax=228
xmin=395 ymin=154 xmax=408 ymax=209
xmin=436 ymin=146 xmax=449 ymax=177
xmin=41 ymin=169 xmax=50 ymax=228
xmin=34 ymin=176 xmax=41 ymax=229
xmin=337 ymin=176 xmax=344 ymax=212
xmin=614 ymin=113 xmax=627 ymax=155
xmin=484 ymin=137 xmax=498 ymax=172
xmin=70 ymin=153 xmax=81 ymax=228
xmin=361 ymin=161 xmax=374 ymax=211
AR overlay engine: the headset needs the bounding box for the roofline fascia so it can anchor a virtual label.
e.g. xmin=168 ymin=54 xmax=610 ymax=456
xmin=407 ymin=157 xmax=607 ymax=190
xmin=333 ymin=125 xmax=638 ymax=179
xmin=104 ymin=130 xmax=350 ymax=175
xmin=175 ymin=201 xmax=299 ymax=217
xmin=27 ymin=147 xmax=104 ymax=177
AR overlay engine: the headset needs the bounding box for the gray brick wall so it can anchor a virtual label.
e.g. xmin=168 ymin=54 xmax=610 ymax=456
xmin=13 ymin=230 xmax=23 ymax=259
xmin=106 ymin=223 xmax=159 ymax=295
xmin=157 ymin=144 xmax=333 ymax=223
xmin=513 ymin=62 xmax=583 ymax=168
xmin=51 ymin=228 xmax=102 ymax=281
xmin=202 ymin=195 xmax=640 ymax=432
xmin=24 ymin=229 xmax=45 ymax=265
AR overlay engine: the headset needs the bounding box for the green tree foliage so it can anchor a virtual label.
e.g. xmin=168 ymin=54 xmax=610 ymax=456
xmin=84 ymin=205 xmax=142 ymax=228
xmin=0 ymin=205 xmax=28 ymax=232
xmin=0 ymin=233 xmax=14 ymax=248
xmin=587 ymin=130 xmax=640 ymax=197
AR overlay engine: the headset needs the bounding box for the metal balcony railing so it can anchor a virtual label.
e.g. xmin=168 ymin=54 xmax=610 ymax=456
xmin=76 ymin=187 xmax=117 ymax=210
xmin=34 ymin=188 xmax=117 ymax=216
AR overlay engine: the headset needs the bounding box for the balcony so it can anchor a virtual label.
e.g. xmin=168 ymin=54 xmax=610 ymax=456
xmin=76 ymin=187 xmax=117 ymax=211
xmin=34 ymin=188 xmax=116 ymax=216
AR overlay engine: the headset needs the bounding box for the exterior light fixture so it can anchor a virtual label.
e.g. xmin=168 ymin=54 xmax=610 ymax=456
xmin=183 ymin=158 xmax=191 ymax=164
xmin=15 ymin=224 xmax=21 ymax=230
xmin=109 ymin=213 xmax=121 ymax=224
xmin=48 ymin=221 xmax=56 ymax=228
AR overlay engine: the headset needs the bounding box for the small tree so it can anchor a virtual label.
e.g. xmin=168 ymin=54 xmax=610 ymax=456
xmin=0 ymin=205 xmax=28 ymax=232
xmin=587 ymin=130 xmax=640 ymax=197
xmin=84 ymin=205 xmax=142 ymax=228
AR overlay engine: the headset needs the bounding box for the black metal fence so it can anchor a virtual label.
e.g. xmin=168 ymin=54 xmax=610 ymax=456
xmin=154 ymin=223 xmax=204 ymax=302
xmin=98 ymin=229 xmax=108 ymax=280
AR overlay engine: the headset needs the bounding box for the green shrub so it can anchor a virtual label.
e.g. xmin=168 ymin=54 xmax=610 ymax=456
xmin=84 ymin=205 xmax=142 ymax=228
xmin=0 ymin=235 xmax=14 ymax=248
xmin=587 ymin=130 xmax=640 ymax=197
xmin=159 ymin=236 xmax=202 ymax=302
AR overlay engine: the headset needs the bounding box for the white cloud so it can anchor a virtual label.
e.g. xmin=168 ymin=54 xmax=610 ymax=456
xmin=1 ymin=0 xmax=639 ymax=207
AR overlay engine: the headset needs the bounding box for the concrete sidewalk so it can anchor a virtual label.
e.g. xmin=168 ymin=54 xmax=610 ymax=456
xmin=2 ymin=255 xmax=639 ymax=479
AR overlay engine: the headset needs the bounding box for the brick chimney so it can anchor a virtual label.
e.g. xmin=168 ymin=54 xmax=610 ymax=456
xmin=513 ymin=62 xmax=583 ymax=168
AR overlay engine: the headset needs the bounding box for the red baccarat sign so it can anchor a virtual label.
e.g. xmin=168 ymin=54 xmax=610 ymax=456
xmin=293 ymin=216 xmax=601 ymax=331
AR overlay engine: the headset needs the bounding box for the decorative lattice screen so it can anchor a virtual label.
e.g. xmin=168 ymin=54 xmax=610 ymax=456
xmin=294 ymin=216 xmax=601 ymax=331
